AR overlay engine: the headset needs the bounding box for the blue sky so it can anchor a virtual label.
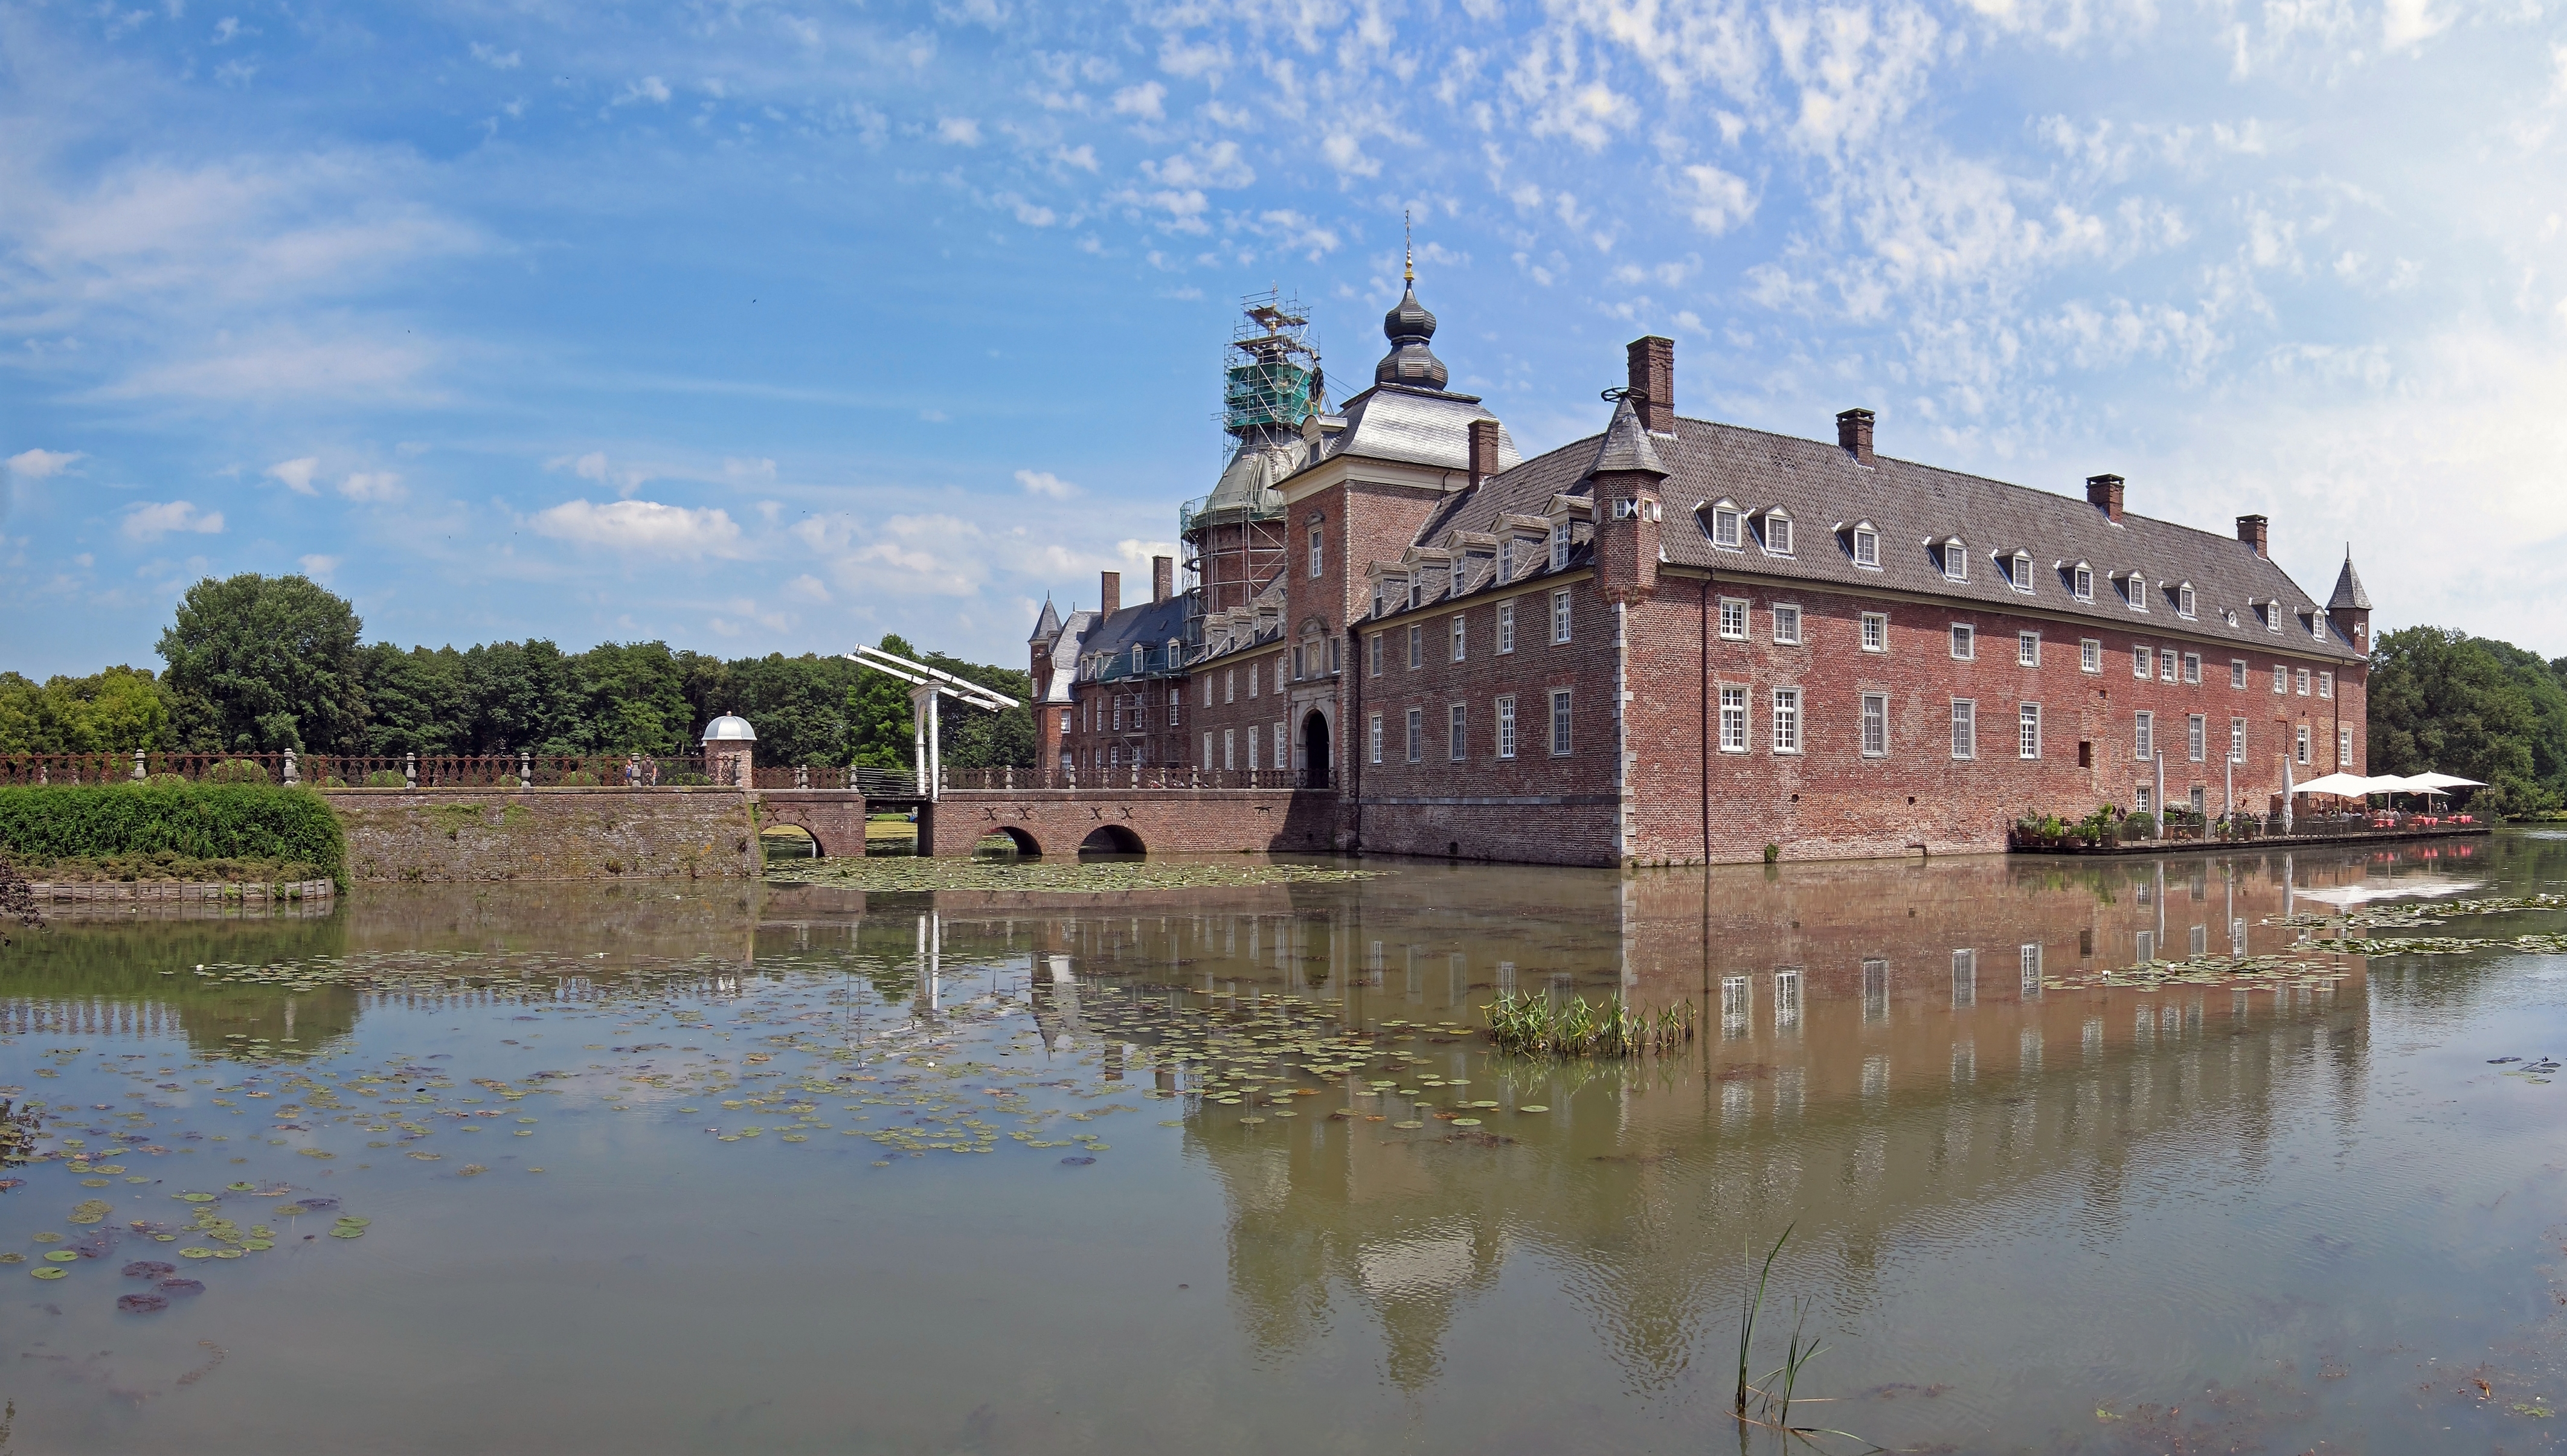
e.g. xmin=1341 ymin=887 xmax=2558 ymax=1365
xmin=5 ymin=0 xmax=2565 ymax=678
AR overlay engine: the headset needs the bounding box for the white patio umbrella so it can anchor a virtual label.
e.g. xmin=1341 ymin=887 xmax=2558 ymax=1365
xmin=2291 ymin=771 xmax=2377 ymax=799
xmin=2406 ymin=771 xmax=2486 ymax=792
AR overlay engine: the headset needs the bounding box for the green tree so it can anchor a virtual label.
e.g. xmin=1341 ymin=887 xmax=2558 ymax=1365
xmin=2369 ymin=626 xmax=2567 ymax=815
xmin=461 ymin=640 xmax=577 ymax=752
xmin=568 ymin=643 xmax=692 ymax=754
xmin=355 ymin=644 xmax=469 ymax=756
xmin=157 ymin=574 xmax=366 ymax=752
xmin=845 ymin=634 xmax=919 ymax=771
xmin=0 ymin=668 xmax=169 ymax=754
xmin=726 ymin=653 xmax=862 ymax=767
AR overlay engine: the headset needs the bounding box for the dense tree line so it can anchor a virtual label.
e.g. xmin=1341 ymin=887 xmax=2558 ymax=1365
xmin=2367 ymin=627 xmax=2567 ymax=815
xmin=0 ymin=573 xmax=1033 ymax=771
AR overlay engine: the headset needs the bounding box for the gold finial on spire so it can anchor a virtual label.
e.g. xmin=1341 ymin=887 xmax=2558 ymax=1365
xmin=1403 ymin=207 xmax=1414 ymax=284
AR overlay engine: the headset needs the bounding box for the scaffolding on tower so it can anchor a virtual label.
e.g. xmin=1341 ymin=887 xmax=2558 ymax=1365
xmin=1181 ymin=289 xmax=1323 ymax=621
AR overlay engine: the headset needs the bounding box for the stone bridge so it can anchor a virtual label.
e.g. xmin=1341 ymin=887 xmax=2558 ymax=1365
xmin=751 ymin=789 xmax=878 ymax=859
xmin=920 ymin=788 xmax=1340 ymax=859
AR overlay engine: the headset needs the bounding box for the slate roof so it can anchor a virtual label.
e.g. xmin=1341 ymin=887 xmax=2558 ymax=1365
xmin=2328 ymin=553 xmax=2371 ymax=611
xmin=1378 ymin=412 xmax=2365 ymax=662
xmin=1064 ymin=593 xmax=1195 ymax=682
xmin=1311 ymin=383 xmax=1521 ymax=475
xmin=1027 ymin=595 xmax=1062 ymax=645
xmin=1036 ymin=608 xmax=1097 ymax=704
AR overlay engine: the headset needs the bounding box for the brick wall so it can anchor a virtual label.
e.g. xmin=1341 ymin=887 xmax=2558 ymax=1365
xmin=923 ymin=787 xmax=1332 ymax=858
xmin=324 ymin=788 xmax=759 ymax=882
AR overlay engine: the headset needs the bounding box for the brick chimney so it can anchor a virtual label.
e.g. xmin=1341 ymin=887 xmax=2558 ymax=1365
xmin=2086 ymin=473 xmax=2125 ymax=525
xmin=1099 ymin=570 xmax=1120 ymax=619
xmin=1836 ymin=409 xmax=1874 ymax=466
xmin=1467 ymin=419 xmax=1500 ymax=487
xmin=1152 ymin=555 xmax=1173 ymax=603
xmin=2237 ymin=515 xmax=2269 ymax=558
xmin=1626 ymin=336 xmax=1674 ymax=432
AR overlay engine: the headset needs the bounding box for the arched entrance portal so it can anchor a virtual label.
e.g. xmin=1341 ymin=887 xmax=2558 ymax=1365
xmin=1301 ymin=709 xmax=1331 ymax=788
xmin=1078 ymin=824 xmax=1145 ymax=858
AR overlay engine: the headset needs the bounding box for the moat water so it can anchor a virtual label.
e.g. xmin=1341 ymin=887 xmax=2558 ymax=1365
xmin=5 ymin=835 xmax=2567 ymax=1454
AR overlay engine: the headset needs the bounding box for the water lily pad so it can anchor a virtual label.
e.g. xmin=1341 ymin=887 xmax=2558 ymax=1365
xmin=179 ymin=1247 xmax=218 ymax=1259
xmin=330 ymin=1227 xmax=365 ymax=1239
xmin=1392 ymin=1120 xmax=1426 ymax=1130
xmin=226 ymin=1182 xmax=255 ymax=1191
xmin=243 ymin=1239 xmax=274 ymax=1251
xmin=43 ymin=1250 xmax=79 ymax=1263
xmin=79 ymin=1178 xmax=109 ymax=1188
xmin=1238 ymin=1116 xmax=1267 ymax=1125
xmin=31 ymin=1266 xmax=66 ymax=1280
xmin=31 ymin=1232 xmax=60 ymax=1243
xmin=175 ymin=1192 xmax=216 ymax=1203
xmin=1517 ymin=1105 xmax=1549 ymax=1113
xmin=213 ymin=1249 xmax=245 ymax=1260
xmin=1451 ymin=1118 xmax=1483 ymax=1127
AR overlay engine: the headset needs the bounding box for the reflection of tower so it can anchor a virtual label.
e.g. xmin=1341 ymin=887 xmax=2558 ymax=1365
xmin=1181 ymin=292 xmax=1323 ymax=617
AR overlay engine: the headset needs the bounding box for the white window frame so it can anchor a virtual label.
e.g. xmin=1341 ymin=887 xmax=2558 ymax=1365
xmin=2339 ymin=724 xmax=2353 ymax=766
xmin=1309 ymin=522 xmax=1325 ymax=578
xmin=1942 ymin=539 xmax=1969 ymax=582
xmin=1405 ymin=708 xmax=1422 ymax=763
xmin=2318 ymin=671 xmax=2333 ymax=700
xmin=1549 ymin=523 xmax=1570 ymax=572
xmin=1496 ymin=600 xmax=1515 ymax=654
xmin=2134 ymin=646 xmax=2152 ymax=680
xmin=2177 ymin=583 xmax=2196 ymax=618
xmin=1448 ymin=703 xmax=1467 ymax=762
xmin=2135 ymin=710 xmax=2154 ymax=762
xmin=2159 ymin=648 xmax=2177 ymax=680
xmin=1450 ymin=614 xmax=1467 ymax=663
xmin=2229 ymin=717 xmax=2246 ymax=764
xmin=1549 ymin=689 xmax=1573 ymax=756
xmin=1244 ymin=723 xmax=1258 ymax=768
xmin=1719 ymin=687 xmax=1749 ymax=753
xmin=2017 ymin=631 xmax=2040 ymax=668
xmin=2081 ymin=638 xmax=2103 ymax=674
xmin=1764 ymin=512 xmax=1794 ymax=556
xmin=1861 ymin=692 xmax=1888 ymax=758
xmin=1367 ymin=714 xmax=1382 ymax=765
xmin=1222 ymin=727 xmax=1236 ymax=770
xmin=1772 ymin=687 xmax=1802 ymax=754
xmin=1224 ymin=669 xmax=1236 ymax=704
xmin=2231 ymin=659 xmax=2247 ymax=690
xmin=1718 ymin=597 xmax=1749 ymax=640
xmin=2072 ymin=563 xmax=2093 ymax=602
xmin=2296 ymin=668 xmax=2310 ymax=696
xmin=1273 ymin=721 xmax=1287 ymax=771
xmin=2011 ymin=550 xmax=2034 ymax=594
xmin=1550 ymin=589 xmax=1572 ymax=645
xmin=2312 ymin=609 xmax=2328 ymax=641
xmin=1201 ymin=731 xmax=1212 ymax=767
xmin=1773 ymin=603 xmax=1802 ymax=646
xmin=2186 ymin=713 xmax=2206 ymax=762
xmin=2182 ymin=653 xmax=2200 ymax=685
xmin=1497 ymin=537 xmax=1514 ymax=584
xmin=1950 ymin=699 xmax=1976 ymax=760
xmin=2272 ymin=664 xmax=2287 ymax=694
xmin=1406 ymin=625 xmax=1422 ymax=670
xmin=2019 ymin=703 xmax=2042 ymax=760
xmin=1851 ymin=525 xmax=1880 ymax=569
xmin=1950 ymin=623 xmax=1975 ymax=661
xmin=2296 ymin=723 xmax=2311 ymax=765
xmin=2125 ymin=573 xmax=2148 ymax=612
xmin=1861 ymin=612 xmax=1888 ymax=653
xmin=1711 ymin=503 xmax=1743 ymax=549
xmin=1496 ymin=696 xmax=1516 ymax=759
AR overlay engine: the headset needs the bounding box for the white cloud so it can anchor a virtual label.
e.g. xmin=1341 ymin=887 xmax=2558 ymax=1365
xmin=615 ymin=75 xmax=672 ymax=106
xmin=1682 ymin=164 xmax=1755 ymax=236
xmin=297 ymin=553 xmax=341 ymax=579
xmin=469 ymin=42 xmax=521 ymax=68
xmin=338 ymin=470 xmax=405 ymax=501
xmin=1015 ymin=468 xmax=1078 ymax=498
xmin=6 ymin=448 xmax=84 ymax=479
xmin=531 ymin=499 xmax=743 ymax=556
xmin=1111 ymin=82 xmax=1166 ymax=119
xmin=121 ymin=500 xmax=224 ymax=540
xmin=783 ymin=573 xmax=832 ymax=603
xmin=723 ymin=457 xmax=777 ymax=484
xmin=1143 ymin=140 xmax=1253 ymax=190
xmin=550 ymin=450 xmax=654 ymax=496
xmin=264 ymin=456 xmax=319 ymax=494
xmin=937 ymin=117 xmax=983 ymax=146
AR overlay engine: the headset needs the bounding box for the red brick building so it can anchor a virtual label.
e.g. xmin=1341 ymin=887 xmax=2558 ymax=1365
xmin=1030 ymin=278 xmax=2371 ymax=866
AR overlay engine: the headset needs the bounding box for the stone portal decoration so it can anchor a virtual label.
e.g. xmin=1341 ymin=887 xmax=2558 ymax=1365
xmin=701 ymin=714 xmax=756 ymax=787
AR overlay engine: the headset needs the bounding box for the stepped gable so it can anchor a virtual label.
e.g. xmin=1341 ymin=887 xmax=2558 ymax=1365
xmin=1391 ymin=414 xmax=2360 ymax=660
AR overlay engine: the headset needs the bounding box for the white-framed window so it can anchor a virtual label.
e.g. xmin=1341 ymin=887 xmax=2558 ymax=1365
xmin=2296 ymin=724 xmax=2311 ymax=765
xmin=2182 ymin=653 xmax=2200 ymax=685
xmin=2135 ymin=710 xmax=2154 ymax=761
xmin=2011 ymin=550 xmax=2034 ymax=593
xmin=2177 ymin=583 xmax=2196 ymax=618
xmin=1108 ymin=743 xmax=1120 ymax=769
xmin=2021 ymin=943 xmax=2043 ymax=998
xmin=2318 ymin=671 xmax=2333 ymax=700
xmin=1496 ymin=600 xmax=1515 ymax=654
xmin=2125 ymin=573 xmax=2148 ymax=612
xmin=1852 ymin=525 xmax=1880 ymax=568
xmin=1222 ymin=727 xmax=1236 ymax=770
xmin=2135 ymin=646 xmax=2152 ymax=679
xmin=1309 ymin=522 xmax=1325 ymax=578
xmin=1549 ymin=689 xmax=1573 ymax=755
xmin=1862 ymin=612 xmax=1888 ymax=652
xmin=1367 ymin=633 xmax=1382 ymax=677
xmin=1224 ymin=669 xmax=1236 ymax=704
xmin=1407 ymin=625 xmax=1422 ymax=670
xmin=2020 ymin=703 xmax=2042 ymax=758
xmin=1861 ymin=693 xmax=1888 ymax=757
xmin=1245 ymin=723 xmax=1259 ymax=767
xmin=1448 ymin=704 xmax=1467 ymax=761
xmin=1111 ymin=699 xmax=1123 ymax=732
xmin=2187 ymin=713 xmax=2206 ymax=762
xmin=1496 ymin=696 xmax=1517 ymax=759
xmin=1862 ymin=959 xmax=1889 ymax=1024
xmin=1711 ymin=503 xmax=1743 ymax=548
xmin=1497 ymin=537 xmax=1514 ymax=584
xmin=2159 ymin=649 xmax=2177 ymax=680
xmin=2133 ymin=786 xmax=2153 ymax=816
xmin=1409 ymin=579 xmax=1422 ymax=611
xmin=2272 ymin=663 xmax=2287 ymax=694
xmin=1773 ymin=604 xmax=1802 ymax=646
xmin=1404 ymin=708 xmax=1422 ymax=763
xmin=1775 ymin=968 xmax=1802 ymax=1028
xmin=2231 ymin=659 xmax=2247 ymax=690
xmin=2072 ymin=563 xmax=2094 ymax=602
xmin=1951 ymin=623 xmax=1975 ymax=660
xmin=1367 ymin=713 xmax=1382 ymax=765
xmin=1549 ymin=522 xmax=1570 ymax=571
xmin=2296 ymin=668 xmax=2311 ymax=696
xmin=2312 ymin=608 xmax=2328 ymax=641
xmin=1450 ymin=614 xmax=1467 ymax=662
xmin=2081 ymin=639 xmax=2103 ymax=673
xmin=1249 ymin=659 xmax=1262 ymax=698
xmin=2339 ymin=724 xmax=2353 ymax=766
xmin=1953 ymin=949 xmax=1977 ymax=1008
xmin=1720 ymin=687 xmax=1749 ymax=752
xmin=1942 ymin=539 xmax=1969 ymax=582
xmin=1200 ymin=731 xmax=1211 ymax=766
xmin=2229 ymin=717 xmax=2246 ymax=763
xmin=1718 ymin=597 xmax=1749 ymax=640
xmin=1550 ymin=589 xmax=1572 ymax=644
xmin=2018 ymin=631 xmax=2040 ymax=667
xmin=1950 ymin=699 xmax=1976 ymax=760
xmin=1765 ymin=513 xmax=1794 ymax=556
xmin=1371 ymin=584 xmax=1387 ymax=619
xmin=1772 ymin=688 xmax=1802 ymax=754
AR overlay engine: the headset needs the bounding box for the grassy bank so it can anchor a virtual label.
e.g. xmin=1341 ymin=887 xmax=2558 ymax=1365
xmin=0 ymin=783 xmax=345 ymax=886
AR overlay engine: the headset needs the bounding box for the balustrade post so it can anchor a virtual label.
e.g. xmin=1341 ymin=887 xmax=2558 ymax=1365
xmin=404 ymin=752 xmax=417 ymax=789
xmin=519 ymin=751 xmax=532 ymax=789
xmin=132 ymin=748 xmax=146 ymax=782
xmin=1003 ymin=765 xmax=1013 ymax=791
xmin=283 ymin=749 xmax=298 ymax=785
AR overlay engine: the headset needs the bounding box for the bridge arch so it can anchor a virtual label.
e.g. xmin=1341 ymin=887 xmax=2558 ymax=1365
xmin=1078 ymin=823 xmax=1146 ymax=858
xmin=983 ymin=824 xmax=1043 ymax=858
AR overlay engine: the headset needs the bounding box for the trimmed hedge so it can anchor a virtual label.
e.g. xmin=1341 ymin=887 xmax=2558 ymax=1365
xmin=0 ymin=784 xmax=345 ymax=886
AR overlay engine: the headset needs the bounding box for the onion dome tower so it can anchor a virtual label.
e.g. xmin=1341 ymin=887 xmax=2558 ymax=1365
xmin=1374 ymin=223 xmax=1450 ymax=390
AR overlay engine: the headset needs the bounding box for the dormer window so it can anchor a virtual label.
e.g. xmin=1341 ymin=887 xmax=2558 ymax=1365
xmin=1498 ymin=537 xmax=1514 ymax=582
xmin=2312 ymin=608 xmax=2327 ymax=641
xmin=2011 ymin=551 xmax=2034 ymax=593
xmin=1710 ymin=502 xmax=1743 ymax=549
xmin=1549 ymin=523 xmax=1570 ymax=571
xmin=1940 ymin=538 xmax=1968 ymax=583
xmin=1371 ymin=585 xmax=1386 ymax=618
xmin=1408 ymin=579 xmax=1422 ymax=611
xmin=2176 ymin=582 xmax=2196 ymax=618
xmin=1851 ymin=523 xmax=1880 ymax=569
xmin=2071 ymin=563 xmax=2093 ymax=601
xmin=2123 ymin=572 xmax=2147 ymax=611
xmin=1763 ymin=512 xmax=1794 ymax=556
